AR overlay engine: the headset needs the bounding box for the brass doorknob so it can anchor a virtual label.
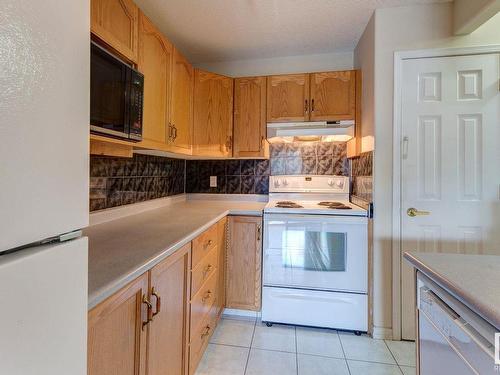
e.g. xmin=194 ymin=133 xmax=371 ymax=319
xmin=407 ymin=207 xmax=431 ymax=217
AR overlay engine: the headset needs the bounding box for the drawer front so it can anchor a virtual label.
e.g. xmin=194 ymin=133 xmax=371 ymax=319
xmin=190 ymin=271 xmax=218 ymax=341
xmin=192 ymin=224 xmax=218 ymax=268
xmin=189 ymin=303 xmax=218 ymax=375
xmin=191 ymin=246 xmax=218 ymax=297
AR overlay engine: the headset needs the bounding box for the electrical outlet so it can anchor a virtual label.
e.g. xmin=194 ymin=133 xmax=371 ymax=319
xmin=210 ymin=176 xmax=217 ymax=188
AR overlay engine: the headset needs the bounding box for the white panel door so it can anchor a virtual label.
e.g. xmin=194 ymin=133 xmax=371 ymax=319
xmin=0 ymin=0 xmax=89 ymax=251
xmin=401 ymin=53 xmax=500 ymax=340
xmin=0 ymin=237 xmax=88 ymax=375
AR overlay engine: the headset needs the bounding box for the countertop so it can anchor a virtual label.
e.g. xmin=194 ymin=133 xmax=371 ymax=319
xmin=404 ymin=252 xmax=500 ymax=330
xmin=84 ymin=198 xmax=266 ymax=310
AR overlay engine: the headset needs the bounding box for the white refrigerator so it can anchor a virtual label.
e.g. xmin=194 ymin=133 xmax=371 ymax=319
xmin=0 ymin=0 xmax=89 ymax=374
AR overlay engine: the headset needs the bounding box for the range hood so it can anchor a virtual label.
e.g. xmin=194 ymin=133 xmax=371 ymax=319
xmin=267 ymin=120 xmax=354 ymax=143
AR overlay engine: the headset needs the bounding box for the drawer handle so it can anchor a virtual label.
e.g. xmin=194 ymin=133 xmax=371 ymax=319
xmin=142 ymin=295 xmax=153 ymax=330
xmin=201 ymin=325 xmax=211 ymax=339
xmin=203 ymin=264 xmax=213 ymax=276
xmin=205 ymin=239 xmax=214 ymax=248
xmin=202 ymin=290 xmax=212 ymax=302
xmin=151 ymin=287 xmax=161 ymax=318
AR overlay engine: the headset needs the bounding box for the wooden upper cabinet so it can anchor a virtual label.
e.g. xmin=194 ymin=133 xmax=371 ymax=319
xmin=91 ymin=0 xmax=139 ymax=62
xmin=148 ymin=244 xmax=190 ymax=375
xmin=169 ymin=48 xmax=194 ymax=154
xmin=137 ymin=12 xmax=172 ymax=146
xmin=266 ymin=74 xmax=309 ymax=123
xmin=225 ymin=216 xmax=262 ymax=311
xmin=88 ymin=274 xmax=149 ymax=375
xmin=233 ymin=77 xmax=267 ymax=158
xmin=310 ymin=71 xmax=356 ymax=121
xmin=193 ymin=70 xmax=234 ymax=157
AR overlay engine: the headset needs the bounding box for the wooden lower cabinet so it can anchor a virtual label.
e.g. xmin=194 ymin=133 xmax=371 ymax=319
xmin=147 ymin=244 xmax=191 ymax=375
xmin=216 ymin=217 xmax=227 ymax=317
xmin=225 ymin=216 xmax=262 ymax=311
xmin=88 ymin=274 xmax=149 ymax=375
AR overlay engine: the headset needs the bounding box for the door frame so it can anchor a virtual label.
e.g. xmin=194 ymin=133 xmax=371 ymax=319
xmin=391 ymin=44 xmax=500 ymax=340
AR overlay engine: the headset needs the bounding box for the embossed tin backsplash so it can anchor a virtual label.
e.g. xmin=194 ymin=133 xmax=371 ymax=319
xmin=350 ymin=151 xmax=373 ymax=203
xmin=89 ymin=154 xmax=185 ymax=211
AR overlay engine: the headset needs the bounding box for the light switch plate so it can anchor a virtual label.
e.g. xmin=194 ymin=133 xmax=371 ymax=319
xmin=210 ymin=176 xmax=217 ymax=187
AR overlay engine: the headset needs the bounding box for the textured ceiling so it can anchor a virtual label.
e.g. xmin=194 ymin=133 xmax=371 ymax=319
xmin=134 ymin=0 xmax=452 ymax=63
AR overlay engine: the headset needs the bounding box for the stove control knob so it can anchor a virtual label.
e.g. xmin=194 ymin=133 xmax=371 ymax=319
xmin=274 ymin=178 xmax=281 ymax=187
xmin=327 ymin=178 xmax=335 ymax=187
xmin=282 ymin=178 xmax=289 ymax=186
xmin=336 ymin=180 xmax=344 ymax=188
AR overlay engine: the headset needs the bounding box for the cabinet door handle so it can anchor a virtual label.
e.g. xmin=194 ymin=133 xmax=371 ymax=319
xmin=172 ymin=125 xmax=178 ymax=140
xmin=201 ymin=325 xmax=211 ymax=339
xmin=202 ymin=290 xmax=212 ymax=302
xmin=304 ymin=99 xmax=309 ymax=114
xmin=151 ymin=287 xmax=161 ymax=317
xmin=311 ymin=99 xmax=315 ymax=112
xmin=142 ymin=294 xmax=153 ymax=330
xmin=203 ymin=264 xmax=213 ymax=276
xmin=167 ymin=123 xmax=172 ymax=141
xmin=257 ymin=224 xmax=261 ymax=241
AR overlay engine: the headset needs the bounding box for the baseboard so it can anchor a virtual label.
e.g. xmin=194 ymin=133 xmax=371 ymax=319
xmin=371 ymin=326 xmax=393 ymax=340
xmin=222 ymin=308 xmax=261 ymax=320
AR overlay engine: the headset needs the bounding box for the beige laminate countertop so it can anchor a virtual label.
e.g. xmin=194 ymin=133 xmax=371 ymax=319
xmin=404 ymin=252 xmax=500 ymax=330
xmin=84 ymin=199 xmax=266 ymax=310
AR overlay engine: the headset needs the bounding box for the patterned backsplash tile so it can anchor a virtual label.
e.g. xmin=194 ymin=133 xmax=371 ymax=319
xmin=269 ymin=142 xmax=348 ymax=176
xmin=89 ymin=154 xmax=185 ymax=212
xmin=350 ymin=151 xmax=373 ymax=203
xmin=186 ymin=159 xmax=270 ymax=194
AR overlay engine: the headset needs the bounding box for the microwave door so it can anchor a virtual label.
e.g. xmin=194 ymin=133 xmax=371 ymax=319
xmin=90 ymin=44 xmax=129 ymax=139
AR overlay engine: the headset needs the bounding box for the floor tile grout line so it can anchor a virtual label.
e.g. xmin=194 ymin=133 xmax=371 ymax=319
xmin=337 ymin=331 xmax=352 ymax=375
xmin=384 ymin=339 xmax=401 ymax=367
xmin=243 ymin=319 xmax=257 ymax=375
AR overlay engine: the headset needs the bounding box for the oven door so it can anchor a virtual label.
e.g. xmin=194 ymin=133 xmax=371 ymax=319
xmin=263 ymin=214 xmax=368 ymax=293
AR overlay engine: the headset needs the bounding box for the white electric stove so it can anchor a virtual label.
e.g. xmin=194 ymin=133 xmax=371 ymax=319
xmin=262 ymin=175 xmax=368 ymax=333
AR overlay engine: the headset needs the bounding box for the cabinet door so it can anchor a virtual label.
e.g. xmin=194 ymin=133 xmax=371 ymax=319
xmin=266 ymin=74 xmax=309 ymax=123
xmin=233 ymin=77 xmax=267 ymax=157
xmin=193 ymin=70 xmax=234 ymax=157
xmin=88 ymin=274 xmax=149 ymax=375
xmin=137 ymin=12 xmax=172 ymax=146
xmin=91 ymin=0 xmax=139 ymax=62
xmin=310 ymin=71 xmax=356 ymax=121
xmin=169 ymin=48 xmax=194 ymax=155
xmin=226 ymin=216 xmax=262 ymax=311
xmin=216 ymin=217 xmax=227 ymax=317
xmin=148 ymin=244 xmax=191 ymax=375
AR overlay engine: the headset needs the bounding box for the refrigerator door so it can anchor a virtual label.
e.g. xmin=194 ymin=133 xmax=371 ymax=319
xmin=0 ymin=237 xmax=88 ymax=375
xmin=0 ymin=0 xmax=89 ymax=251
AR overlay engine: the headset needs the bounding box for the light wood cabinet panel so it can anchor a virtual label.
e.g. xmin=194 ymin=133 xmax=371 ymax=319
xmin=191 ymin=246 xmax=218 ymax=297
xmin=193 ymin=70 xmax=234 ymax=157
xmin=148 ymin=243 xmax=190 ymax=375
xmin=137 ymin=12 xmax=172 ymax=146
xmin=216 ymin=217 xmax=227 ymax=317
xmin=88 ymin=273 xmax=148 ymax=375
xmin=310 ymin=70 xmax=356 ymax=121
xmin=91 ymin=0 xmax=139 ymax=62
xmin=266 ymin=74 xmax=309 ymax=123
xmin=226 ymin=216 xmax=262 ymax=311
xmin=169 ymin=48 xmax=194 ymax=155
xmin=192 ymin=224 xmax=218 ymax=268
xmin=233 ymin=77 xmax=267 ymax=157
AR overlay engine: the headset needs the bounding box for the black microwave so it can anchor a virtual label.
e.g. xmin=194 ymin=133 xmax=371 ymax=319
xmin=90 ymin=42 xmax=144 ymax=141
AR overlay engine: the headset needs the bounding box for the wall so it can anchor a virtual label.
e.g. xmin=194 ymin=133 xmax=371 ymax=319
xmin=363 ymin=3 xmax=500 ymax=338
xmin=89 ymin=155 xmax=185 ymax=211
xmin=354 ymin=15 xmax=375 ymax=153
xmin=194 ymin=51 xmax=353 ymax=77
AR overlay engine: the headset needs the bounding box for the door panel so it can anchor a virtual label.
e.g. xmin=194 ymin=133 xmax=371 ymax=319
xmin=400 ymin=53 xmax=500 ymax=340
xmin=169 ymin=48 xmax=193 ymax=154
xmin=193 ymin=70 xmax=233 ymax=157
xmin=267 ymin=74 xmax=309 ymax=122
xmin=148 ymin=244 xmax=190 ymax=375
xmin=137 ymin=12 xmax=172 ymax=145
xmin=233 ymin=76 xmax=267 ymax=157
xmin=310 ymin=71 xmax=356 ymax=121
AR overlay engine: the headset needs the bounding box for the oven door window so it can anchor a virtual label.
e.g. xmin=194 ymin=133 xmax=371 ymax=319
xmin=283 ymin=231 xmax=346 ymax=272
xmin=90 ymin=44 xmax=128 ymax=134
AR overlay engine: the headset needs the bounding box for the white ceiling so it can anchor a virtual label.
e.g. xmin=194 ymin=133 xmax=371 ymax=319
xmin=135 ymin=0 xmax=452 ymax=63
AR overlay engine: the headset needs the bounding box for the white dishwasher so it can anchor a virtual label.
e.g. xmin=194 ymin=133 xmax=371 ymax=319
xmin=417 ymin=273 xmax=498 ymax=374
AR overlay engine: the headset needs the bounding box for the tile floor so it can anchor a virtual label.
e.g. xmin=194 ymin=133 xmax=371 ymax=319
xmin=195 ymin=317 xmax=416 ymax=375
